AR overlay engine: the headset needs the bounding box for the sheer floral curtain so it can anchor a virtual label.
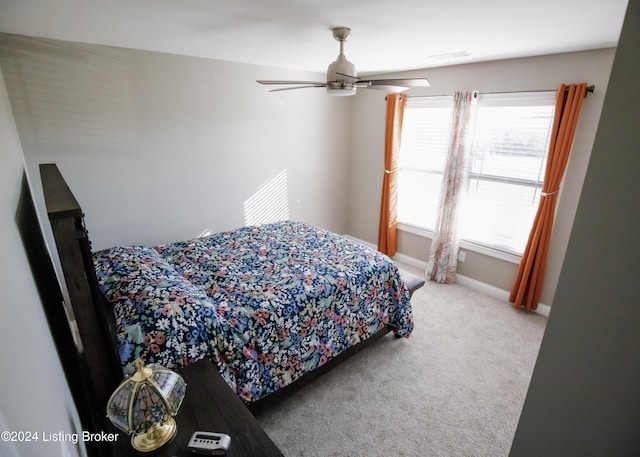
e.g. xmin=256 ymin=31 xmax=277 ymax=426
xmin=378 ymin=94 xmax=406 ymax=256
xmin=426 ymin=90 xmax=478 ymax=284
xmin=510 ymin=83 xmax=588 ymax=310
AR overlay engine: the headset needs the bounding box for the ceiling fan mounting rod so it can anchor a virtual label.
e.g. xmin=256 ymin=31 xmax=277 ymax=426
xmin=332 ymin=27 xmax=351 ymax=56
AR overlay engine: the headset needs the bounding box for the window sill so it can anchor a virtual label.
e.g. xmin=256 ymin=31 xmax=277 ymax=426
xmin=397 ymin=222 xmax=522 ymax=265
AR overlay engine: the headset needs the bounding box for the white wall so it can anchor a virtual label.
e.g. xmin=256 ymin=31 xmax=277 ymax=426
xmin=511 ymin=1 xmax=640 ymax=453
xmin=348 ymin=48 xmax=616 ymax=305
xmin=0 ymin=68 xmax=82 ymax=457
xmin=2 ymin=33 xmax=617 ymax=311
xmin=0 ymin=34 xmax=352 ymax=252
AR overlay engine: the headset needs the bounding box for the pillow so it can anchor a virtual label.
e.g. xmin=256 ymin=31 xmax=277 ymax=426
xmin=94 ymin=246 xmax=183 ymax=302
xmin=93 ymin=246 xmax=221 ymax=374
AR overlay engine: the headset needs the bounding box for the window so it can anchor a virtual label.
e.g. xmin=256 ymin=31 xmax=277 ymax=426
xmin=397 ymin=91 xmax=556 ymax=256
xmin=397 ymin=96 xmax=452 ymax=229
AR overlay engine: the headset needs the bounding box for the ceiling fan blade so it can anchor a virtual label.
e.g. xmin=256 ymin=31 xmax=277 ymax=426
xmin=362 ymin=85 xmax=410 ymax=93
xmin=257 ymin=80 xmax=326 ymax=86
xmin=266 ymin=84 xmax=328 ymax=92
xmin=362 ymin=78 xmax=430 ymax=88
xmin=335 ymin=72 xmax=359 ymax=80
xmin=339 ymin=72 xmax=430 ymax=92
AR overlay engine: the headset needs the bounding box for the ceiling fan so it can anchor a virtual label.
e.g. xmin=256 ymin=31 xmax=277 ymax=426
xmin=257 ymin=27 xmax=430 ymax=96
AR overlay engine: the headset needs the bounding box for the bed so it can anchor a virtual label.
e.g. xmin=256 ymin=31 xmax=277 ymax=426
xmin=39 ymin=163 xmax=419 ymax=439
xmin=93 ymin=219 xmax=414 ymax=404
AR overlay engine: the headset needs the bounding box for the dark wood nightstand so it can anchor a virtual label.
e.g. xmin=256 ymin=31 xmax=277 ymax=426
xmin=111 ymin=360 xmax=284 ymax=457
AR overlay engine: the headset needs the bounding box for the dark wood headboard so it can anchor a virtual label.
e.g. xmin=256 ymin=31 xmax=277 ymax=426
xmin=40 ymin=164 xmax=122 ymax=447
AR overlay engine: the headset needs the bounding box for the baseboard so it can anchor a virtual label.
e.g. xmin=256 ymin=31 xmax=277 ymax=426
xmin=345 ymin=235 xmax=550 ymax=317
xmin=455 ymin=272 xmax=551 ymax=317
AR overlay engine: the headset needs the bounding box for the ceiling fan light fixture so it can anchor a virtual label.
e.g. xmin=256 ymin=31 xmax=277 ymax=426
xmin=326 ymin=54 xmax=357 ymax=96
xmin=326 ymin=82 xmax=357 ymax=96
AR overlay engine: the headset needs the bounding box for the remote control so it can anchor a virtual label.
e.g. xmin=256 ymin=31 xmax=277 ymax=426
xmin=187 ymin=431 xmax=231 ymax=456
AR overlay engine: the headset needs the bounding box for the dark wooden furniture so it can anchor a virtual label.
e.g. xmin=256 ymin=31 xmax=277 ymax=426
xmin=39 ymin=163 xmax=425 ymax=457
xmin=41 ymin=163 xmax=122 ymax=457
xmin=17 ymin=174 xmax=110 ymax=457
xmin=111 ymin=360 xmax=284 ymax=457
xmin=399 ymin=270 xmax=426 ymax=298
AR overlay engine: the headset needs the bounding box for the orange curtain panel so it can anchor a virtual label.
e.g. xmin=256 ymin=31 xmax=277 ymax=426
xmin=509 ymin=83 xmax=588 ymax=311
xmin=378 ymin=94 xmax=406 ymax=256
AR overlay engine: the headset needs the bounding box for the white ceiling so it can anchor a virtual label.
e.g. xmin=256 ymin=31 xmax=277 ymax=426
xmin=0 ymin=0 xmax=629 ymax=76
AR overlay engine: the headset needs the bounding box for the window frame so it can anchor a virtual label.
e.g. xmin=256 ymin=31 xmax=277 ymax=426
xmin=396 ymin=90 xmax=557 ymax=263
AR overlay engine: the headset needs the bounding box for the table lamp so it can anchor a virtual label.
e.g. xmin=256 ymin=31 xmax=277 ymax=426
xmin=106 ymin=359 xmax=187 ymax=453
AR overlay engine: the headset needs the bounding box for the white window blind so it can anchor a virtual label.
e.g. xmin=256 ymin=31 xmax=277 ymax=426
xmin=397 ymin=91 xmax=556 ymax=256
xmin=397 ymin=96 xmax=451 ymax=230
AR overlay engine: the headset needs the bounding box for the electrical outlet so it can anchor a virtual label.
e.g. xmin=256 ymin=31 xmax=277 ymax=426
xmin=458 ymin=251 xmax=466 ymax=262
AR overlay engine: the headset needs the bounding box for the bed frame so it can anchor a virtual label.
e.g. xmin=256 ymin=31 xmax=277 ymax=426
xmin=39 ymin=163 xmax=424 ymax=434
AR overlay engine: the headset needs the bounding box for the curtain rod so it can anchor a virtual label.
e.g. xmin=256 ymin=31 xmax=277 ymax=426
xmin=483 ymin=85 xmax=595 ymax=98
xmin=406 ymin=84 xmax=595 ymax=100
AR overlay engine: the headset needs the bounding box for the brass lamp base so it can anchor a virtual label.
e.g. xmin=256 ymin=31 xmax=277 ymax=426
xmin=131 ymin=418 xmax=177 ymax=453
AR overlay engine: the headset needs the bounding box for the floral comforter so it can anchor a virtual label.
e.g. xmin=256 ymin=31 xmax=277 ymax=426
xmin=93 ymin=221 xmax=414 ymax=403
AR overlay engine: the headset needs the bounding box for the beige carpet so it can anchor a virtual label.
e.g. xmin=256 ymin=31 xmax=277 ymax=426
xmin=254 ymin=264 xmax=547 ymax=456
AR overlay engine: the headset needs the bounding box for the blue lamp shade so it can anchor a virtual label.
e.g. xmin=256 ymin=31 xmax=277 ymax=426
xmin=106 ymin=360 xmax=187 ymax=453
